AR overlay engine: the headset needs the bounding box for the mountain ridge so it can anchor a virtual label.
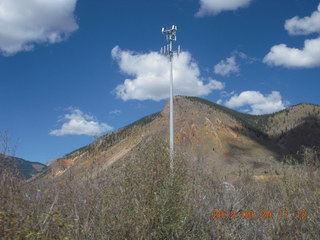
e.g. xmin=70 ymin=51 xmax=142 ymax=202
xmin=0 ymin=154 xmax=48 ymax=179
xmin=40 ymin=96 xmax=320 ymax=181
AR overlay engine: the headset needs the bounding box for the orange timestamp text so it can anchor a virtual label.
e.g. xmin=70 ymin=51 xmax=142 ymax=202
xmin=211 ymin=210 xmax=308 ymax=220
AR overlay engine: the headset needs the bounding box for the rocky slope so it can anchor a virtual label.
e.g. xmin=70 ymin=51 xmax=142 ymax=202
xmin=39 ymin=96 xmax=320 ymax=182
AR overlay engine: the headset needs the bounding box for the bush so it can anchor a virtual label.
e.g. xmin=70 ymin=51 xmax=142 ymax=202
xmin=0 ymin=138 xmax=319 ymax=239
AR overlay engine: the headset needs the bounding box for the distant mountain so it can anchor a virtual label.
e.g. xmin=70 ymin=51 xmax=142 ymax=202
xmin=40 ymin=96 xmax=320 ymax=182
xmin=0 ymin=154 xmax=48 ymax=179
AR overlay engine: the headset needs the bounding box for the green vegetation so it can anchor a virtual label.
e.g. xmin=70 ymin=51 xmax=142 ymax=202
xmin=1 ymin=138 xmax=319 ymax=239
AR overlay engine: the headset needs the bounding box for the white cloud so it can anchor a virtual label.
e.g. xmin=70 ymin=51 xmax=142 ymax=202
xmin=50 ymin=108 xmax=112 ymax=136
xmin=196 ymin=0 xmax=252 ymax=17
xmin=235 ymin=51 xmax=258 ymax=63
xmin=285 ymin=3 xmax=320 ymax=35
xmin=224 ymin=91 xmax=286 ymax=115
xmin=112 ymin=46 xmax=224 ymax=101
xmin=263 ymin=38 xmax=320 ymax=68
xmin=0 ymin=0 xmax=78 ymax=55
xmin=109 ymin=109 xmax=121 ymax=116
xmin=214 ymin=56 xmax=240 ymax=76
xmin=264 ymin=4 xmax=320 ymax=68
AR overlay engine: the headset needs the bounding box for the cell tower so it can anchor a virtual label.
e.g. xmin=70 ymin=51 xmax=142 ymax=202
xmin=161 ymin=25 xmax=180 ymax=170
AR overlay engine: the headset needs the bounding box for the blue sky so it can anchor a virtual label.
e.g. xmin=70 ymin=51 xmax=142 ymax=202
xmin=1 ymin=0 xmax=319 ymax=163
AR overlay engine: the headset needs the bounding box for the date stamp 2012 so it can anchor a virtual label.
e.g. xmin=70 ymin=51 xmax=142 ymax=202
xmin=211 ymin=210 xmax=308 ymax=220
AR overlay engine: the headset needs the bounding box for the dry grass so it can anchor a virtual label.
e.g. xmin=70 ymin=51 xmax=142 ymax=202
xmin=1 ymin=139 xmax=319 ymax=239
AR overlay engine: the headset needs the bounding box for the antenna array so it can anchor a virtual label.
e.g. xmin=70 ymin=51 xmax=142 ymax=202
xmin=160 ymin=25 xmax=180 ymax=170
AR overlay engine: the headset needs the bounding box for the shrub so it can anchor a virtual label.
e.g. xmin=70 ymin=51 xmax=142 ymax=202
xmin=0 ymin=138 xmax=319 ymax=239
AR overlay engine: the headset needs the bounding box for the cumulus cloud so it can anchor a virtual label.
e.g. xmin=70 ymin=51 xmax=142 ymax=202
xmin=214 ymin=56 xmax=240 ymax=76
xmin=196 ymin=0 xmax=253 ymax=17
xmin=112 ymin=46 xmax=224 ymax=101
xmin=50 ymin=108 xmax=112 ymax=136
xmin=264 ymin=4 xmax=320 ymax=68
xmin=263 ymin=37 xmax=320 ymax=68
xmin=0 ymin=0 xmax=78 ymax=55
xmin=285 ymin=3 xmax=320 ymax=35
xmin=224 ymin=91 xmax=286 ymax=115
